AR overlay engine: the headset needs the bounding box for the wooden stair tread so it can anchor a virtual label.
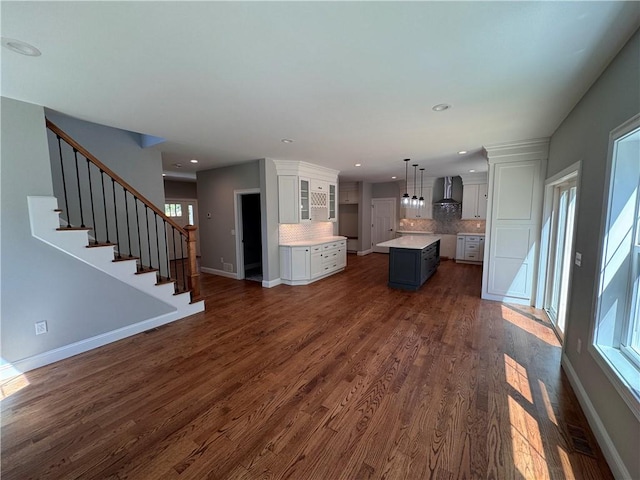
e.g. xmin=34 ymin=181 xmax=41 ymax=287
xmin=86 ymin=242 xmax=116 ymax=248
xmin=155 ymin=277 xmax=175 ymax=286
xmin=113 ymin=255 xmax=139 ymax=263
xmin=135 ymin=267 xmax=158 ymax=275
xmin=57 ymin=226 xmax=92 ymax=231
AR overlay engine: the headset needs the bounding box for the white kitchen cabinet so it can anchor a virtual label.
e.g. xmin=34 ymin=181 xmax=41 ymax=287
xmin=456 ymin=234 xmax=485 ymax=264
xmin=401 ymin=187 xmax=433 ymax=219
xmin=280 ymin=238 xmax=346 ymax=285
xmin=461 ymin=183 xmax=488 ymax=219
xmin=278 ymin=176 xmax=311 ymax=224
xmin=275 ymin=160 xmax=339 ymax=224
xmin=328 ymin=183 xmax=337 ymax=221
xmin=339 ymin=182 xmax=359 ymax=204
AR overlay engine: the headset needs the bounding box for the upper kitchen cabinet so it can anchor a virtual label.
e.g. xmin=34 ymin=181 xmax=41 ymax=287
xmin=339 ymin=182 xmax=359 ymax=204
xmin=402 ymin=176 xmax=436 ymax=219
xmin=460 ymin=173 xmax=488 ymax=220
xmin=274 ymin=160 xmax=339 ymax=224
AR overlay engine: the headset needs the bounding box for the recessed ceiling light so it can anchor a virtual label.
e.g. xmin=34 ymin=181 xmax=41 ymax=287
xmin=469 ymin=169 xmax=476 ymax=173
xmin=1 ymin=37 xmax=41 ymax=56
xmin=355 ymin=163 xmax=361 ymax=167
xmin=190 ymin=159 xmax=198 ymax=164
xmin=432 ymin=103 xmax=451 ymax=112
xmin=391 ymin=176 xmax=397 ymax=179
xmin=173 ymin=163 xmax=182 ymax=168
xmin=281 ymin=138 xmax=294 ymax=144
xmin=458 ymin=150 xmax=468 ymax=155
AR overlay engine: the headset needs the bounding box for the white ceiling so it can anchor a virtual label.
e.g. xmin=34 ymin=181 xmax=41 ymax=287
xmin=2 ymin=2 xmax=639 ymax=182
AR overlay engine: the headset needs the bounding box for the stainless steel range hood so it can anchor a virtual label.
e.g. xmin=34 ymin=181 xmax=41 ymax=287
xmin=434 ymin=177 xmax=460 ymax=205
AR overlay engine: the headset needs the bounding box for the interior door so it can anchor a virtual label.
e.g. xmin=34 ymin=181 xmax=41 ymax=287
xmin=372 ymin=198 xmax=396 ymax=253
xmin=545 ymin=180 xmax=577 ymax=337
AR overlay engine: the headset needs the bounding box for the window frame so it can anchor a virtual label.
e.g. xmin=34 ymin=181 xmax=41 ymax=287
xmin=590 ymin=113 xmax=640 ymax=420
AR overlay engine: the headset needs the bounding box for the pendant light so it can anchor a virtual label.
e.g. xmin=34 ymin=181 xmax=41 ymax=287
xmin=401 ymin=159 xmax=410 ymax=206
xmin=411 ymin=164 xmax=419 ymax=207
xmin=419 ymin=168 xmax=425 ymax=207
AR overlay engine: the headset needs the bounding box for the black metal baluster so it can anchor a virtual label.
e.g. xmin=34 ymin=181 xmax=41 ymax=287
xmin=172 ymin=226 xmax=177 ymax=291
xmin=155 ymin=214 xmax=161 ymax=280
xmin=101 ymin=170 xmax=110 ymax=243
xmin=86 ymin=160 xmax=97 ymax=244
xmin=135 ymin=198 xmax=142 ymax=269
xmin=56 ymin=136 xmax=71 ymax=227
xmin=111 ymin=178 xmax=120 ymax=258
xmin=73 ymin=149 xmax=85 ymax=227
xmin=124 ymin=187 xmax=132 ymax=257
xmin=180 ymin=233 xmax=186 ymax=291
xmin=145 ymin=206 xmax=152 ymax=270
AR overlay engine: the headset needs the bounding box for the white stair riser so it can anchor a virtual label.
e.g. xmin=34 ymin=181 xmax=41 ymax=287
xmin=28 ymin=196 xmax=203 ymax=311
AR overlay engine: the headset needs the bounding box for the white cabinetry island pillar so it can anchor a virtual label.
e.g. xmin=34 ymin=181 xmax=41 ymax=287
xmin=482 ymin=139 xmax=549 ymax=305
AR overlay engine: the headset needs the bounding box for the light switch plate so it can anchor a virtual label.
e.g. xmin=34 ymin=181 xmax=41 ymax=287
xmin=575 ymin=252 xmax=582 ymax=267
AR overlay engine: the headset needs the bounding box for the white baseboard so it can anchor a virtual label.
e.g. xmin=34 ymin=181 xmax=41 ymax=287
xmin=262 ymin=278 xmax=282 ymax=288
xmin=1 ymin=310 xmax=197 ymax=380
xmin=480 ymin=291 xmax=531 ymax=306
xmin=357 ymin=249 xmax=373 ymax=256
xmin=561 ymin=353 xmax=631 ymax=479
xmin=201 ymin=266 xmax=239 ymax=279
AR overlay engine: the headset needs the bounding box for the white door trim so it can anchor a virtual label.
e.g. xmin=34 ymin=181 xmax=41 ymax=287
xmin=234 ymin=188 xmax=261 ymax=280
xmin=535 ymin=161 xmax=581 ymax=310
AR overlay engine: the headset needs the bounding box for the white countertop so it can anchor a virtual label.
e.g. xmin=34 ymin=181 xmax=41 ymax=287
xmin=280 ymin=236 xmax=346 ymax=247
xmin=397 ymin=230 xmax=435 ymax=234
xmin=377 ymin=235 xmax=441 ymax=250
xmin=457 ymin=232 xmax=485 ymax=236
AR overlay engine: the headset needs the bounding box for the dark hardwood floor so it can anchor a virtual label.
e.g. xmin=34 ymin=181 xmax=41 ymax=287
xmin=1 ymin=254 xmax=613 ymax=479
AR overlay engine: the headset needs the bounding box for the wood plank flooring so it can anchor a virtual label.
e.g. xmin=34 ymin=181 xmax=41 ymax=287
xmin=1 ymin=254 xmax=613 ymax=479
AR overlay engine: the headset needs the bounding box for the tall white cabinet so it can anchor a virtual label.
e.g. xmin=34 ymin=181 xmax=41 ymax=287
xmin=482 ymin=139 xmax=549 ymax=305
xmin=460 ymin=172 xmax=488 ymax=220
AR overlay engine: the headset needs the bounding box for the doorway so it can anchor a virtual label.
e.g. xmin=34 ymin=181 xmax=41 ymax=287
xmin=537 ymin=162 xmax=580 ymax=341
xmin=371 ymin=198 xmax=396 ymax=253
xmin=544 ymin=178 xmax=577 ymax=337
xmin=235 ymin=189 xmax=263 ymax=282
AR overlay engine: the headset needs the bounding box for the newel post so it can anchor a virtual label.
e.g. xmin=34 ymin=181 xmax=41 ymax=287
xmin=184 ymin=225 xmax=201 ymax=302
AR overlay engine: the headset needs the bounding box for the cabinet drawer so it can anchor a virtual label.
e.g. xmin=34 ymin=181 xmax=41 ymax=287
xmin=311 ymin=245 xmax=323 ymax=253
xmin=323 ymin=250 xmax=340 ymax=263
xmin=466 ymin=236 xmax=481 ymax=242
xmin=323 ymin=242 xmax=342 ymax=250
xmin=465 ymin=252 xmax=479 ymax=261
xmin=465 ymin=243 xmax=479 ymax=252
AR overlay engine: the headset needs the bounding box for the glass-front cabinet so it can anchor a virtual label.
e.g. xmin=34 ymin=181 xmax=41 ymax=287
xmin=300 ymin=178 xmax=310 ymax=222
xmin=328 ymin=183 xmax=337 ymax=221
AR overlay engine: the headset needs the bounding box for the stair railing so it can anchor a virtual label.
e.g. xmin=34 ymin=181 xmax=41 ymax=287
xmin=46 ymin=119 xmax=200 ymax=302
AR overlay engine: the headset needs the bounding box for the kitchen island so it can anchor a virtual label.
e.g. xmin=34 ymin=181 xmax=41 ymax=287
xmin=376 ymin=235 xmax=441 ymax=290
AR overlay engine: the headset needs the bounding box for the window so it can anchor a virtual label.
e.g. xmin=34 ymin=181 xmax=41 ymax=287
xmin=593 ymin=114 xmax=640 ymax=412
xmin=164 ymin=203 xmax=182 ymax=217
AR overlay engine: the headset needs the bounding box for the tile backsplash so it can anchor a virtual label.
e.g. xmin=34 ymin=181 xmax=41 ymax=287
xmin=279 ymin=222 xmax=334 ymax=243
xmin=399 ymin=218 xmax=486 ymax=235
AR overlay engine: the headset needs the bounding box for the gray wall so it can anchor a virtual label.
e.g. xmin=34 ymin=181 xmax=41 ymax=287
xmin=1 ymin=97 xmax=173 ymax=363
xmin=197 ymin=161 xmax=260 ymax=273
xmin=359 ymin=182 xmax=372 ymax=252
xmin=260 ymin=158 xmax=280 ymax=282
xmin=547 ymin=29 xmax=640 ymax=478
xmin=164 ymin=180 xmax=197 ymax=200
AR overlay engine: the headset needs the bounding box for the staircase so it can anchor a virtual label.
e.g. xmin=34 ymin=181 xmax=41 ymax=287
xmin=29 ymin=120 xmax=205 ymax=353
xmin=28 ymin=196 xmax=203 ymax=314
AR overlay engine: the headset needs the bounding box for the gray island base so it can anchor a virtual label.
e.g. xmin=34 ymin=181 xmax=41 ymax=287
xmin=376 ymin=235 xmax=441 ymax=291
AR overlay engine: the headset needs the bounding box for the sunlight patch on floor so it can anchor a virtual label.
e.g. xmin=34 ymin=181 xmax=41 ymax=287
xmin=1 ymin=373 xmax=30 ymax=400
xmin=504 ymin=353 xmax=533 ymax=403
xmin=558 ymin=445 xmax=577 ymax=480
xmin=501 ymin=305 xmax=559 ymax=347
xmin=508 ymin=394 xmax=548 ymax=480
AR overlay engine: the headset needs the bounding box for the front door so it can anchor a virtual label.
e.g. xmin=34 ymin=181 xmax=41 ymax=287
xmin=372 ymin=198 xmax=396 ymax=253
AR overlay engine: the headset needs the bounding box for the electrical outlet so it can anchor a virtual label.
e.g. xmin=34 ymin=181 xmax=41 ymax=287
xmin=575 ymin=252 xmax=582 ymax=267
xmin=35 ymin=321 xmax=48 ymax=335
xmin=577 ymin=338 xmax=582 ymax=354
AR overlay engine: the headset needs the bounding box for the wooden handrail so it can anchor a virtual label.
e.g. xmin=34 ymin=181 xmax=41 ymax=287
xmin=46 ymin=119 xmax=187 ymax=236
